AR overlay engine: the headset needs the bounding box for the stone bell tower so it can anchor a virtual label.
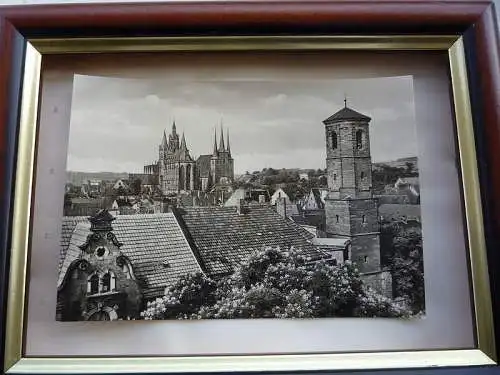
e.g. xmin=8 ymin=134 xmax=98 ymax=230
xmin=323 ymin=100 xmax=381 ymax=274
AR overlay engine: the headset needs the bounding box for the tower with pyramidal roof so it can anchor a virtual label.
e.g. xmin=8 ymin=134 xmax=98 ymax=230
xmin=323 ymin=100 xmax=392 ymax=295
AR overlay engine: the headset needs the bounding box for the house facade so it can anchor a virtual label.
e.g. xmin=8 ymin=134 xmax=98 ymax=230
xmin=56 ymin=210 xmax=142 ymax=321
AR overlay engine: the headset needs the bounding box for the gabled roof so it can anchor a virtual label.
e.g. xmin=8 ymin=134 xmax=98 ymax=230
xmin=323 ymin=106 xmax=371 ymax=124
xmin=311 ymin=188 xmax=328 ymax=209
xmin=196 ymin=155 xmax=212 ymax=178
xmin=174 ymin=205 xmax=323 ymax=276
xmin=58 ymin=213 xmax=202 ymax=299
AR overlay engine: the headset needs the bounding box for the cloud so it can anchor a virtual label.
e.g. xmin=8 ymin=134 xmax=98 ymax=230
xmin=67 ymin=75 xmax=417 ymax=174
xmin=261 ymin=93 xmax=287 ymax=106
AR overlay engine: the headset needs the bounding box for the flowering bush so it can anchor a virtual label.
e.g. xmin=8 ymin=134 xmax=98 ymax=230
xmin=141 ymin=247 xmax=409 ymax=319
xmin=141 ymin=272 xmax=217 ymax=320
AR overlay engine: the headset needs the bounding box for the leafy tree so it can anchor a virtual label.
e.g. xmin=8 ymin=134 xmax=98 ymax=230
xmin=380 ymin=222 xmax=424 ymax=314
xmin=391 ymin=227 xmax=424 ymax=313
xmin=141 ymin=247 xmax=409 ymax=320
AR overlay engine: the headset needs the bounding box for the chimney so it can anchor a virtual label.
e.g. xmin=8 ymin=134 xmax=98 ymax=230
xmin=276 ymin=197 xmax=287 ymax=218
xmin=237 ymin=199 xmax=248 ymax=215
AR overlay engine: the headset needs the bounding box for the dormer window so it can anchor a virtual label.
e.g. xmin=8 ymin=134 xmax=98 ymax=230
xmin=331 ymin=132 xmax=338 ymax=150
xmin=356 ymin=130 xmax=363 ymax=149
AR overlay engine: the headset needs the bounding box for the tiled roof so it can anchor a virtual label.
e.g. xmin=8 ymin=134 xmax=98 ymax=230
xmin=59 ymin=216 xmax=87 ymax=272
xmin=196 ymin=155 xmax=212 ymax=178
xmin=225 ymin=188 xmax=270 ymax=207
xmin=175 ymin=205 xmax=323 ymax=277
xmin=58 ymin=213 xmax=202 ymax=299
xmin=323 ymin=106 xmax=371 ymax=124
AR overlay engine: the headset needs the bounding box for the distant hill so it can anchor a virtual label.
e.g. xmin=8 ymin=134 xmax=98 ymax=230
xmin=373 ymin=156 xmax=418 ymax=173
xmin=372 ymin=156 xmax=419 ymax=193
xmin=66 ymin=171 xmax=129 ymax=185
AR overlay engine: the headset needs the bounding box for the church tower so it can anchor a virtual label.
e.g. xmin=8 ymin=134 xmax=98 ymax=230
xmin=210 ymin=124 xmax=234 ymax=185
xmin=323 ymin=101 xmax=381 ymax=274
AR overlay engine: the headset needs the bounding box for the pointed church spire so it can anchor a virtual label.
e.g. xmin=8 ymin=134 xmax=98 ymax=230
xmin=213 ymin=127 xmax=218 ymax=156
xmin=172 ymin=120 xmax=177 ymax=135
xmin=219 ymin=122 xmax=225 ymax=151
xmin=226 ymin=128 xmax=231 ymax=154
xmin=180 ymin=131 xmax=187 ymax=150
xmin=344 ymin=94 xmax=348 ymax=108
xmin=162 ymin=130 xmax=167 ymax=146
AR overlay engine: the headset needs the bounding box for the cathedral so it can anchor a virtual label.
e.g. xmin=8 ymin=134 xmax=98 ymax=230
xmin=146 ymin=122 xmax=234 ymax=194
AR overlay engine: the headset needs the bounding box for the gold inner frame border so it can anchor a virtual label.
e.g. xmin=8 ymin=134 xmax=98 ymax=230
xmin=4 ymin=35 xmax=496 ymax=374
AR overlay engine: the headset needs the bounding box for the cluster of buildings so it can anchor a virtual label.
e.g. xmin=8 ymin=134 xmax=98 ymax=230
xmin=57 ymin=103 xmax=420 ymax=321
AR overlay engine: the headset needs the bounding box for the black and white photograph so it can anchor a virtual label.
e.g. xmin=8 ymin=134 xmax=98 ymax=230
xmin=57 ymin=74 xmax=424 ymax=321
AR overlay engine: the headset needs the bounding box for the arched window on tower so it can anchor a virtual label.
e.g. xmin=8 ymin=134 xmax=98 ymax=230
xmin=331 ymin=132 xmax=338 ymax=150
xmin=88 ymin=274 xmax=99 ymax=295
xmin=356 ymin=130 xmax=363 ymax=149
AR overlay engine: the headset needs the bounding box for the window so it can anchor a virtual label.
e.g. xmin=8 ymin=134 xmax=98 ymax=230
xmin=101 ymin=273 xmax=111 ymax=292
xmin=331 ymin=132 xmax=338 ymax=149
xmin=333 ymin=173 xmax=337 ymax=182
xmin=364 ymin=256 xmax=369 ymax=263
xmin=356 ymin=130 xmax=363 ymax=149
xmin=88 ymin=274 xmax=99 ymax=295
xmin=336 ymin=215 xmax=339 ymax=223
xmin=95 ymin=246 xmax=107 ymax=258
xmin=360 ymin=171 xmax=365 ymax=179
xmin=101 ymin=271 xmax=116 ymax=293
xmin=362 ymin=215 xmax=366 ymax=223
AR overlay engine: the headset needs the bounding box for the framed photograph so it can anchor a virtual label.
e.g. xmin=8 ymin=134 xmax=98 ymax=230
xmin=0 ymin=1 xmax=499 ymax=374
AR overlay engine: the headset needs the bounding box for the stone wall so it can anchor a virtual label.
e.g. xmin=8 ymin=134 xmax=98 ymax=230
xmin=348 ymin=199 xmax=379 ymax=234
xmin=325 ymin=198 xmax=379 ymax=236
xmin=325 ymin=199 xmax=351 ymax=236
xmin=361 ymin=270 xmax=393 ymax=299
xmin=351 ymin=233 xmax=381 ymax=273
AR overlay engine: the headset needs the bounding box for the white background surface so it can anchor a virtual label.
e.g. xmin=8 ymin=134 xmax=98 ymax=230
xmin=24 ymin=50 xmax=475 ymax=356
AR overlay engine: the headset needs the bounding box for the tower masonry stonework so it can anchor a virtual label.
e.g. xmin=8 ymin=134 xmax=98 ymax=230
xmin=323 ymin=103 xmax=390 ymax=294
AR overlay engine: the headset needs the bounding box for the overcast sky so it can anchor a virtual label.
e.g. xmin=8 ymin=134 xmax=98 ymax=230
xmin=67 ymin=74 xmax=418 ymax=174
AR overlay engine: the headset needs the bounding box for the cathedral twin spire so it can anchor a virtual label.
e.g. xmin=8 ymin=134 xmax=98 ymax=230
xmin=162 ymin=119 xmax=230 ymax=157
xmin=213 ymin=123 xmax=231 ymax=156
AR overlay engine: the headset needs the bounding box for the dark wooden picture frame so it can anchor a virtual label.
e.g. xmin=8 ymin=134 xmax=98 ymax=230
xmin=0 ymin=1 xmax=499 ymax=374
